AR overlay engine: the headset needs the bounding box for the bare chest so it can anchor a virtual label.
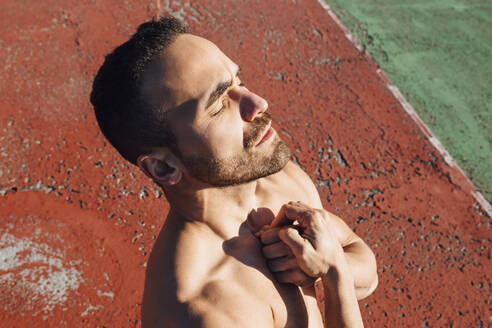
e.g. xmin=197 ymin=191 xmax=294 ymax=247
xmin=216 ymin=169 xmax=322 ymax=327
xmin=153 ymin=163 xmax=323 ymax=326
xmin=218 ymin=230 xmax=321 ymax=328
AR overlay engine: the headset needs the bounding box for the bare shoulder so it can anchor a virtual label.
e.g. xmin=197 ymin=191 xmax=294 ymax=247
xmin=142 ymin=222 xmax=221 ymax=327
xmin=142 ymin=223 xmax=273 ymax=328
xmin=281 ymin=162 xmax=361 ymax=246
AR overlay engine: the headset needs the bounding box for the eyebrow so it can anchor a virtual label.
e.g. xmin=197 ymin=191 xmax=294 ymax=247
xmin=205 ymin=80 xmax=232 ymax=110
xmin=205 ymin=66 xmax=242 ymax=110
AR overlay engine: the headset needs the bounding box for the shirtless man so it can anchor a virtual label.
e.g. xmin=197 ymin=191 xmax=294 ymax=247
xmin=91 ymin=17 xmax=377 ymax=327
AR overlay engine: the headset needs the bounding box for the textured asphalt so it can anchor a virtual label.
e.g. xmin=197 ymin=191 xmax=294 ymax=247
xmin=0 ymin=0 xmax=490 ymax=327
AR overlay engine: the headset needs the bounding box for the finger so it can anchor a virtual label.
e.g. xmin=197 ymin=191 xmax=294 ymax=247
xmin=253 ymin=225 xmax=270 ymax=237
xmin=247 ymin=208 xmax=275 ymax=233
xmin=274 ymin=269 xmax=314 ymax=287
xmin=278 ymin=226 xmax=309 ymax=258
xmin=262 ymin=241 xmax=293 ymax=259
xmin=258 ymin=227 xmax=282 ymax=245
xmin=282 ymin=202 xmax=318 ymax=228
xmin=259 ymin=224 xmax=303 ymax=245
xmin=267 ymin=256 xmax=298 ymax=272
xmin=270 ymin=202 xmax=315 ymax=228
xmin=269 ymin=203 xmax=291 ymax=228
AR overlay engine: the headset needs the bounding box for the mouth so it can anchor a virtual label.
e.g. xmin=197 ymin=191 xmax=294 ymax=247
xmin=255 ymin=122 xmax=274 ymax=147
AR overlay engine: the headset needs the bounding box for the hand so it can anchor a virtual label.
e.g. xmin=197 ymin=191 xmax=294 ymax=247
xmin=258 ymin=201 xmax=346 ymax=285
xmin=258 ymin=226 xmax=317 ymax=287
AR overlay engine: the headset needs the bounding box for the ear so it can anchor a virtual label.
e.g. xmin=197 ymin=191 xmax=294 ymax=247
xmin=137 ymin=150 xmax=183 ymax=186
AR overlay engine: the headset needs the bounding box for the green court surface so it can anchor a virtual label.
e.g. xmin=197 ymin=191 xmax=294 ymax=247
xmin=327 ymin=0 xmax=492 ymax=201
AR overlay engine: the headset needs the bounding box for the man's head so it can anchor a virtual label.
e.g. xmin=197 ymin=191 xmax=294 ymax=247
xmin=91 ymin=17 xmax=290 ymax=188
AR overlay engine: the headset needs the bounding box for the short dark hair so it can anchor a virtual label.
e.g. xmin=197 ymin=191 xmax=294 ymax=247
xmin=90 ymin=16 xmax=188 ymax=165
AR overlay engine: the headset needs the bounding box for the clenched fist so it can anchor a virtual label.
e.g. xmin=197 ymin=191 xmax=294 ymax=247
xmin=258 ymin=201 xmax=348 ymax=286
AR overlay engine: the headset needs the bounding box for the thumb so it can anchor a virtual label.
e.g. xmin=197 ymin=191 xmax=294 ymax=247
xmin=278 ymin=227 xmax=308 ymax=258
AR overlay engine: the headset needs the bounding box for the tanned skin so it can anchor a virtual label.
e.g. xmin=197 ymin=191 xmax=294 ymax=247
xmin=137 ymin=34 xmax=377 ymax=327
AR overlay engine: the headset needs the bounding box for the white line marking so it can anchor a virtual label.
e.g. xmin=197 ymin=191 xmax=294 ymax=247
xmin=316 ymin=0 xmax=491 ymax=218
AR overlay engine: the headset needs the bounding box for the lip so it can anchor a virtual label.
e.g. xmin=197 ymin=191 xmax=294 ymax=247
xmin=255 ymin=123 xmax=274 ymax=147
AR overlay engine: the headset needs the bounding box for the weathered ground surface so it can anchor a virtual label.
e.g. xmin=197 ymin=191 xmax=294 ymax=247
xmin=0 ymin=0 xmax=490 ymax=327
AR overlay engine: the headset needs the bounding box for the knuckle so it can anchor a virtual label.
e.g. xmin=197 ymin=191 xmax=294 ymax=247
xmin=277 ymin=228 xmax=288 ymax=240
xmin=303 ymin=209 xmax=315 ymax=218
xmin=280 ymin=243 xmax=291 ymax=254
xmin=262 ymin=247 xmax=273 ymax=258
xmin=285 ymin=227 xmax=298 ymax=238
xmin=288 ymin=257 xmax=298 ymax=267
xmin=268 ymin=259 xmax=279 ymax=271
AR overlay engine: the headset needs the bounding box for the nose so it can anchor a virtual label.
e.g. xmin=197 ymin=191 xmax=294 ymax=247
xmin=234 ymin=88 xmax=268 ymax=122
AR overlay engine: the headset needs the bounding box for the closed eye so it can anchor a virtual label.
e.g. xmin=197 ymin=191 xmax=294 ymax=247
xmin=212 ymin=99 xmax=226 ymax=116
xmin=212 ymin=77 xmax=244 ymax=116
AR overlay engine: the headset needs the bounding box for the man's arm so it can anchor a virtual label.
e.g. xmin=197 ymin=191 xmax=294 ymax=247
xmin=322 ymin=212 xmax=378 ymax=299
xmin=261 ymin=201 xmax=364 ymax=327
xmin=322 ymin=261 xmax=364 ymax=328
xmin=283 ymin=162 xmax=378 ymax=299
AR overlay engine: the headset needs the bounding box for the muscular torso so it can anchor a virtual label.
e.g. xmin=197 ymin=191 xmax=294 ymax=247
xmin=142 ymin=162 xmax=324 ymax=327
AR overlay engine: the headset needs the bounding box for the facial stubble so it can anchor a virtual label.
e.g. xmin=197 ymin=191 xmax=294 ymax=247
xmin=180 ymin=113 xmax=291 ymax=187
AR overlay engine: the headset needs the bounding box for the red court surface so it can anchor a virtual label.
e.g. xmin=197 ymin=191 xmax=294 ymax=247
xmin=0 ymin=1 xmax=490 ymax=327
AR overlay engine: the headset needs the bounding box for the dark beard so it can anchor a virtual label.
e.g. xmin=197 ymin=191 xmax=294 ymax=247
xmin=179 ymin=114 xmax=291 ymax=186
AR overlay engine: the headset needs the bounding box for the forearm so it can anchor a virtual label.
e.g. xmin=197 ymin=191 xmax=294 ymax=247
xmin=342 ymin=241 xmax=378 ymax=299
xmin=322 ymin=262 xmax=364 ymax=328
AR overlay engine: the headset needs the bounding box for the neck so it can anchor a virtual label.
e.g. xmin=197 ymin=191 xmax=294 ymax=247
xmin=163 ymin=178 xmax=261 ymax=239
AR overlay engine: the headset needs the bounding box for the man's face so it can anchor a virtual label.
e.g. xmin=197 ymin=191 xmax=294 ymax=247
xmin=141 ymin=34 xmax=290 ymax=186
